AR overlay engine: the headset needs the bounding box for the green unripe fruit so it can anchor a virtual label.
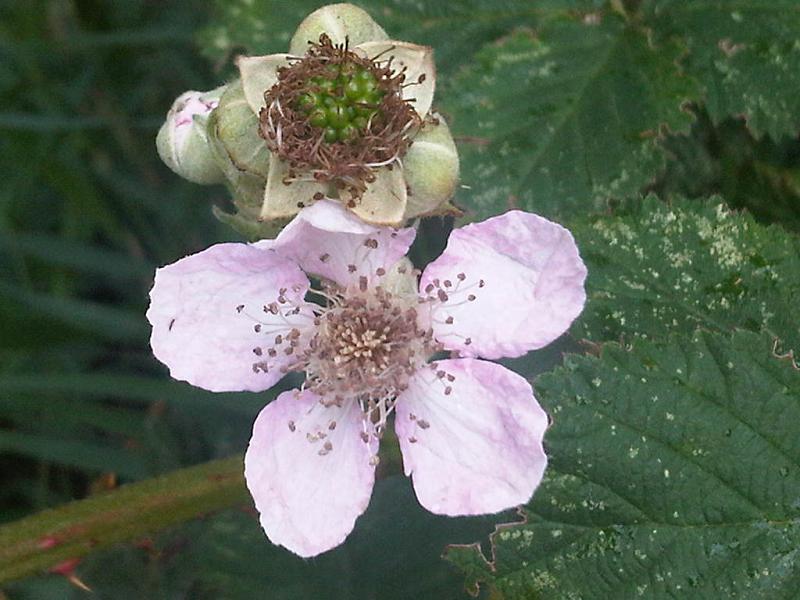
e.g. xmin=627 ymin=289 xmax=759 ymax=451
xmin=309 ymin=109 xmax=328 ymax=128
xmin=297 ymin=93 xmax=318 ymax=111
xmin=344 ymin=80 xmax=363 ymax=100
xmin=340 ymin=124 xmax=357 ymax=142
xmin=294 ymin=62 xmax=385 ymax=143
xmin=324 ymin=127 xmax=339 ymax=143
xmin=326 ymin=104 xmax=349 ymax=128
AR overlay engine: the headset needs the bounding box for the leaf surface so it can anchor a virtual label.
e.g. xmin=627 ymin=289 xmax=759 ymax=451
xmin=447 ymin=330 xmax=800 ymax=599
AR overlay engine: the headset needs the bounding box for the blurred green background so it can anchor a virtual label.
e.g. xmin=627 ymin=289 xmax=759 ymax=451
xmin=2 ymin=0 xmax=800 ymax=598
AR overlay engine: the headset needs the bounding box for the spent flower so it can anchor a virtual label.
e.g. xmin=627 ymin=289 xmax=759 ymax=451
xmin=157 ymin=3 xmax=459 ymax=235
xmin=146 ymin=201 xmax=587 ymax=557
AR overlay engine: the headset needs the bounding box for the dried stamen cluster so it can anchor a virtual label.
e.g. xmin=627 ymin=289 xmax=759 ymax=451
xmin=259 ymin=34 xmax=422 ymax=201
xmin=306 ymin=283 xmax=438 ymax=404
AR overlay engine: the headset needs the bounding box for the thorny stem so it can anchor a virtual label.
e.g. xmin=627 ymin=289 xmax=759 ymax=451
xmin=0 ymin=456 xmax=249 ymax=584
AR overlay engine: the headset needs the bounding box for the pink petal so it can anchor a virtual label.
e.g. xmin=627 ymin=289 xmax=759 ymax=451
xmin=421 ymin=211 xmax=586 ymax=359
xmin=146 ymin=243 xmax=313 ymax=392
xmin=245 ymin=390 xmax=378 ymax=557
xmin=395 ymin=358 xmax=548 ymax=516
xmin=273 ymin=199 xmax=416 ymax=288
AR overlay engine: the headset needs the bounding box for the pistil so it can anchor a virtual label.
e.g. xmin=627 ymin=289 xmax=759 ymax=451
xmin=259 ymin=34 xmax=421 ymax=200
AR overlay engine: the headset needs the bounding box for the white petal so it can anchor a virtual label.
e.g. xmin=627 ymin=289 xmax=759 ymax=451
xmin=273 ymin=199 xmax=416 ymax=288
xmin=421 ymin=211 xmax=587 ymax=359
xmin=395 ymin=358 xmax=548 ymax=515
xmin=355 ymin=41 xmax=436 ymax=118
xmin=146 ymin=243 xmax=313 ymax=392
xmin=245 ymin=390 xmax=377 ymax=557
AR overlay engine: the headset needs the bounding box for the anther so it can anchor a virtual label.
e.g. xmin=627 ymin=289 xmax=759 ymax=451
xmin=444 ymin=386 xmax=452 ymax=396
xmin=457 ymin=273 xmax=466 ymax=281
xmin=319 ymin=253 xmax=330 ymax=263
xmin=364 ymin=238 xmax=379 ymax=249
xmin=468 ymin=294 xmax=476 ymax=301
xmin=236 ymin=304 xmax=245 ymax=313
xmin=437 ymin=289 xmax=449 ymax=302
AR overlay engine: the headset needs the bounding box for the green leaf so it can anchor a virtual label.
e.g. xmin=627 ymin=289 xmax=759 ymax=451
xmin=644 ymin=0 xmax=800 ymax=139
xmin=0 ymin=233 xmax=152 ymax=280
xmin=447 ymin=330 xmax=800 ymax=598
xmin=442 ymin=19 xmax=699 ymax=221
xmin=0 ymin=431 xmax=150 ymax=479
xmin=573 ymin=196 xmax=800 ymax=353
xmin=0 ymin=373 xmax=268 ymax=416
xmin=0 ymin=281 xmax=148 ymax=343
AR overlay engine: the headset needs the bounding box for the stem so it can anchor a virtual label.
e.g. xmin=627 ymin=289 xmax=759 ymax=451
xmin=0 ymin=455 xmax=248 ymax=584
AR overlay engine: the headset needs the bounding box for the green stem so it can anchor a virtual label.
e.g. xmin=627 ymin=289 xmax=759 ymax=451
xmin=0 ymin=455 xmax=248 ymax=584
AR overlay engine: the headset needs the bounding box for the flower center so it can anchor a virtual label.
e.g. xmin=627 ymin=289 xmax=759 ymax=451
xmin=259 ymin=34 xmax=421 ymax=199
xmin=304 ymin=283 xmax=437 ymax=411
xmin=296 ymin=65 xmax=383 ymax=144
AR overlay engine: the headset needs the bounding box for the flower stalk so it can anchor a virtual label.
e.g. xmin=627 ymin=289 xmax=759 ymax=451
xmin=0 ymin=456 xmax=248 ymax=584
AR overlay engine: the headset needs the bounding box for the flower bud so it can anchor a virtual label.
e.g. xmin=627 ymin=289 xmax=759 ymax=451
xmin=289 ymin=3 xmax=389 ymax=55
xmin=403 ymin=115 xmax=461 ymax=219
xmin=156 ymin=87 xmax=226 ymax=185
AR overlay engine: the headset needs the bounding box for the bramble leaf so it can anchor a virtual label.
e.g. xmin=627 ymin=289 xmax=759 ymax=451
xmin=644 ymin=0 xmax=800 ymax=139
xmin=573 ymin=196 xmax=800 ymax=353
xmin=447 ymin=330 xmax=800 ymax=598
xmin=441 ymin=22 xmax=699 ymax=221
